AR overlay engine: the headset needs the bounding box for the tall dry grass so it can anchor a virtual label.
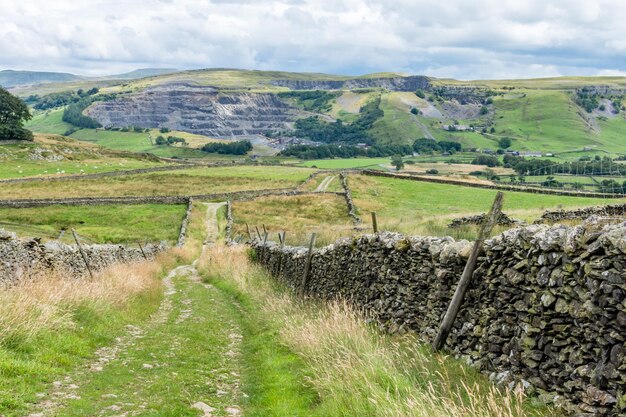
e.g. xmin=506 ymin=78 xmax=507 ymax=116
xmin=198 ymin=245 xmax=554 ymax=417
xmin=0 ymin=249 xmax=191 ymax=345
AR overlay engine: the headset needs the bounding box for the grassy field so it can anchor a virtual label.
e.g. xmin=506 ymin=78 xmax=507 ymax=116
xmin=232 ymin=194 xmax=354 ymax=246
xmin=301 ymin=157 xmax=391 ymax=169
xmin=0 ymin=204 xmax=186 ymax=244
xmin=348 ymin=174 xmax=623 ymax=238
xmin=24 ymin=108 xmax=75 ymax=136
xmin=0 ymin=134 xmax=164 ymax=179
xmin=0 ymin=166 xmax=314 ymax=199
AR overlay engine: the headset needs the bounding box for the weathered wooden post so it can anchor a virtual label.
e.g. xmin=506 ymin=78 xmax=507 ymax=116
xmin=138 ymin=241 xmax=148 ymax=260
xmin=299 ymin=233 xmax=317 ymax=297
xmin=371 ymin=212 xmax=378 ymax=233
xmin=432 ymin=192 xmax=504 ymax=351
xmin=278 ymin=231 xmax=284 ymax=245
xmin=280 ymin=231 xmax=286 ymax=248
xmin=262 ymin=224 xmax=268 ymax=237
xmin=255 ymin=226 xmax=262 ymax=240
xmin=71 ymin=228 xmax=94 ymax=279
xmin=245 ymin=223 xmax=252 ymax=240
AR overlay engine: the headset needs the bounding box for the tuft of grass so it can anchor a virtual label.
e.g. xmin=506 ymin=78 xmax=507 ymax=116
xmin=198 ymin=244 xmax=560 ymax=417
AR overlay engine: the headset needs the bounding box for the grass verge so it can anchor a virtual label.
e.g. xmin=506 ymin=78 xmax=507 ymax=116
xmin=198 ymin=244 xmax=559 ymax=417
xmin=0 ymin=248 xmax=193 ymax=416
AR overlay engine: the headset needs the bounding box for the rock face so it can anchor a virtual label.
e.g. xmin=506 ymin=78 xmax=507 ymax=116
xmin=86 ymin=84 xmax=299 ymax=137
xmin=252 ymin=219 xmax=626 ymax=416
xmin=0 ymin=231 xmax=165 ymax=284
xmin=269 ymin=75 xmax=431 ymax=91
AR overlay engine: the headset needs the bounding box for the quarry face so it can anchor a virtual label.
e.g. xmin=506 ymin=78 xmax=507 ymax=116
xmin=86 ymin=84 xmax=300 ymax=137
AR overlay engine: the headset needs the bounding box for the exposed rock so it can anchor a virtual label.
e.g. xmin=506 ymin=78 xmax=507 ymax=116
xmin=86 ymin=84 xmax=299 ymax=137
xmin=269 ymin=75 xmax=430 ymax=91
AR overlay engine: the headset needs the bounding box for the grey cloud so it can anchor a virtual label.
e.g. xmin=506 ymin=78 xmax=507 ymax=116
xmin=0 ymin=0 xmax=624 ymax=79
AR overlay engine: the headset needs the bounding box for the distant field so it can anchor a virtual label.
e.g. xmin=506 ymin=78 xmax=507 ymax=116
xmin=301 ymin=157 xmax=391 ymax=169
xmin=24 ymin=108 xmax=75 ymax=136
xmin=348 ymin=174 xmax=623 ymax=238
xmin=0 ymin=166 xmax=314 ymax=199
xmin=232 ymin=194 xmax=354 ymax=246
xmin=0 ymin=204 xmax=185 ymax=244
xmin=0 ymin=134 xmax=163 ymax=179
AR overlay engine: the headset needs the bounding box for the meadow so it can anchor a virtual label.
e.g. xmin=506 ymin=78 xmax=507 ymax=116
xmin=0 ymin=204 xmax=186 ymax=244
xmin=347 ymin=174 xmax=621 ymax=238
xmin=0 ymin=134 xmax=163 ymax=179
xmin=231 ymin=194 xmax=354 ymax=246
xmin=0 ymin=166 xmax=314 ymax=199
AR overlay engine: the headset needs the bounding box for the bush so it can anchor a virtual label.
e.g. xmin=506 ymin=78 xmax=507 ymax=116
xmin=498 ymin=137 xmax=512 ymax=149
xmin=415 ymin=89 xmax=426 ymax=99
xmin=202 ymin=141 xmax=253 ymax=155
xmin=425 ymin=169 xmax=439 ymax=175
xmin=410 ymin=107 xmax=419 ymax=115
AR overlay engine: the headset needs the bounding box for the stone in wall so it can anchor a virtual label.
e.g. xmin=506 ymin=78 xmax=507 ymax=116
xmin=252 ymin=218 xmax=626 ymax=416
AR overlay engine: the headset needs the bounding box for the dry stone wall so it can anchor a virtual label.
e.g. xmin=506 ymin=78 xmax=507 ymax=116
xmin=252 ymin=219 xmax=626 ymax=416
xmin=448 ymin=212 xmax=522 ymax=228
xmin=339 ymin=172 xmax=361 ymax=226
xmin=537 ymin=203 xmax=626 ymax=224
xmin=0 ymin=230 xmax=165 ymax=285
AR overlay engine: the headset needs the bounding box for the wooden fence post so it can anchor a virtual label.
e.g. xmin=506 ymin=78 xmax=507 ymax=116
xmin=280 ymin=231 xmax=286 ymax=248
xmin=255 ymin=226 xmax=262 ymax=240
xmin=432 ymin=192 xmax=504 ymax=351
xmin=246 ymin=223 xmax=252 ymax=240
xmin=299 ymin=233 xmax=317 ymax=297
xmin=71 ymin=228 xmax=94 ymax=280
xmin=138 ymin=241 xmax=148 ymax=260
xmin=371 ymin=212 xmax=378 ymax=233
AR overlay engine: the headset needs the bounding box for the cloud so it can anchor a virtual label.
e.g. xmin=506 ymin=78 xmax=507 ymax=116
xmin=0 ymin=0 xmax=624 ymax=79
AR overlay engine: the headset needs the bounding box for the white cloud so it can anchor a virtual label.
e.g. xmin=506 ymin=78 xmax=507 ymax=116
xmin=0 ymin=0 xmax=624 ymax=79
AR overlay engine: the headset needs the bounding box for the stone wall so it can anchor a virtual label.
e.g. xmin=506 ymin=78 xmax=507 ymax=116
xmin=362 ymin=170 xmax=626 ymax=199
xmin=0 ymin=230 xmax=165 ymax=285
xmin=252 ymin=219 xmax=626 ymax=415
xmin=537 ymin=203 xmax=626 ymax=224
xmin=339 ymin=172 xmax=361 ymax=226
xmin=448 ymin=212 xmax=522 ymax=228
xmin=176 ymin=198 xmax=194 ymax=247
xmin=0 ymin=187 xmax=316 ymax=208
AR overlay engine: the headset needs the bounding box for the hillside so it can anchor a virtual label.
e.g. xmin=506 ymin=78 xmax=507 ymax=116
xmin=17 ymin=68 xmax=626 ymax=158
xmin=0 ymin=70 xmax=82 ymax=88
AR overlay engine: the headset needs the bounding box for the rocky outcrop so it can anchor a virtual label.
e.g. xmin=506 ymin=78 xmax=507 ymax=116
xmin=269 ymin=75 xmax=430 ymax=91
xmin=0 ymin=230 xmax=165 ymax=284
xmin=252 ymin=219 xmax=626 ymax=415
xmin=448 ymin=212 xmax=522 ymax=228
xmin=86 ymin=84 xmax=299 ymax=137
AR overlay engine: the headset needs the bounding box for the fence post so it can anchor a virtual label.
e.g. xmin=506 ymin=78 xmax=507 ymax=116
xmin=433 ymin=192 xmax=504 ymax=351
xmin=255 ymin=226 xmax=262 ymax=240
xmin=299 ymin=233 xmax=317 ymax=297
xmin=138 ymin=241 xmax=148 ymax=260
xmin=371 ymin=212 xmax=378 ymax=233
xmin=71 ymin=228 xmax=94 ymax=280
xmin=280 ymin=231 xmax=286 ymax=248
xmin=246 ymin=223 xmax=252 ymax=240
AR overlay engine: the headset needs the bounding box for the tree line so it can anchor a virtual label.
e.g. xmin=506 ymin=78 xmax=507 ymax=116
xmin=201 ymin=140 xmax=252 ymax=155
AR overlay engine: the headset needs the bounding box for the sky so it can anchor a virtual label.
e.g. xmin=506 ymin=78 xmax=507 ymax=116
xmin=1 ymin=0 xmax=625 ymax=80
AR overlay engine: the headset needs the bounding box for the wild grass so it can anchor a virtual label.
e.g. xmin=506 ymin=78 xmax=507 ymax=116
xmin=231 ymin=194 xmax=354 ymax=246
xmin=349 ymin=174 xmax=624 ymax=239
xmin=0 ymin=166 xmax=314 ymax=199
xmin=0 ymin=204 xmax=186 ymax=244
xmin=0 ymin=248 xmax=192 ymax=415
xmin=198 ymin=245 xmax=558 ymax=417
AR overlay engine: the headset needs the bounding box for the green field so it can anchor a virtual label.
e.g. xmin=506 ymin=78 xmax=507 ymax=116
xmin=0 ymin=165 xmax=315 ymax=199
xmin=349 ymin=174 xmax=623 ymax=238
xmin=301 ymin=157 xmax=391 ymax=169
xmin=0 ymin=204 xmax=186 ymax=244
xmin=24 ymin=108 xmax=75 ymax=136
xmin=0 ymin=134 xmax=164 ymax=179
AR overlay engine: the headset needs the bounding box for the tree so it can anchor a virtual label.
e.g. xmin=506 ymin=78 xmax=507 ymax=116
xmin=410 ymin=107 xmax=419 ymax=115
xmin=0 ymin=87 xmax=33 ymax=141
xmin=391 ymin=155 xmax=404 ymax=171
xmin=498 ymin=137 xmax=512 ymax=149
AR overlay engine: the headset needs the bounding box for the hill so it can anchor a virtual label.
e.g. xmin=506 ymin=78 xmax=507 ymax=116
xmin=16 ymin=68 xmax=626 ymax=159
xmin=0 ymin=70 xmax=82 ymax=88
